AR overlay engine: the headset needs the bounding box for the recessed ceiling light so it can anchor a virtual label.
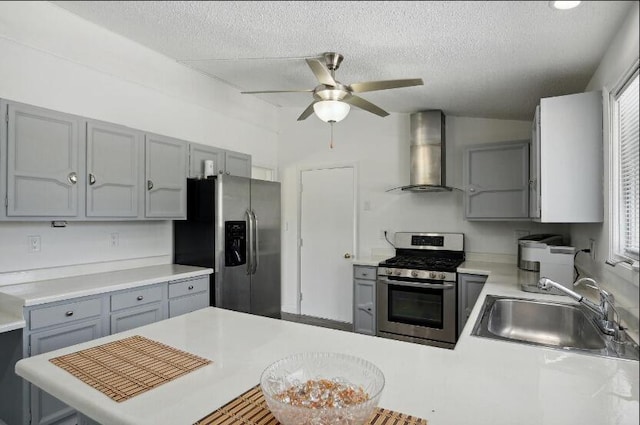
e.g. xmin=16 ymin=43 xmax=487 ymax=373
xmin=549 ymin=1 xmax=582 ymax=10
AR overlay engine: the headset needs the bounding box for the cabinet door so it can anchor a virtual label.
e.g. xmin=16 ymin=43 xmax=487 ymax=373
xmin=86 ymin=122 xmax=142 ymax=217
xmin=529 ymin=106 xmax=541 ymax=219
xmin=224 ymin=151 xmax=252 ymax=178
xmin=464 ymin=140 xmax=529 ymax=220
xmin=110 ymin=303 xmax=163 ymax=334
xmin=353 ymin=279 xmax=376 ymax=335
xmin=29 ymin=318 xmax=103 ymax=425
xmin=188 ymin=143 xmax=225 ymax=178
xmin=169 ymin=294 xmax=209 ymax=318
xmin=6 ymin=103 xmax=80 ymax=217
xmin=457 ymin=274 xmax=487 ymax=336
xmin=144 ymin=134 xmax=187 ymax=218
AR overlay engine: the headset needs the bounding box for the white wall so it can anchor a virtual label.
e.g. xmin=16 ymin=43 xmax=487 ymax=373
xmin=570 ymin=2 xmax=639 ymax=311
xmin=0 ymin=2 xmax=278 ymax=282
xmin=278 ymin=108 xmax=569 ymax=314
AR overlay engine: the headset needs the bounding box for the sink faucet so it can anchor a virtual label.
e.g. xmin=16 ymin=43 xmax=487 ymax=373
xmin=537 ymin=277 xmax=619 ymax=336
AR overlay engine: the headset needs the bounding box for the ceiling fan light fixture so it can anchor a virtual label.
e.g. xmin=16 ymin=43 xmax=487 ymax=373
xmin=548 ymin=1 xmax=581 ymax=10
xmin=313 ymin=100 xmax=350 ymax=123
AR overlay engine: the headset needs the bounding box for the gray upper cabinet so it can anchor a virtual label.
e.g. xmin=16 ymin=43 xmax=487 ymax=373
xmin=145 ymin=133 xmax=187 ymax=219
xmin=188 ymin=143 xmax=252 ymax=179
xmin=86 ymin=122 xmax=142 ymax=218
xmin=224 ymin=151 xmax=251 ymax=177
xmin=188 ymin=143 xmax=224 ymax=178
xmin=463 ymin=140 xmax=529 ymax=220
xmin=6 ymin=102 xmax=81 ymax=217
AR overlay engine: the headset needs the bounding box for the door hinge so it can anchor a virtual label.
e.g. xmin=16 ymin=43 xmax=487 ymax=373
xmin=299 ymin=292 xmax=303 ymax=302
xmin=4 ymin=196 xmax=7 ymax=208
xmin=299 ymin=238 xmax=303 ymax=248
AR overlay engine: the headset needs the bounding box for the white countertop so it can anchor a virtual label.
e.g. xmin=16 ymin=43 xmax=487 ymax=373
xmin=0 ymin=264 xmax=212 ymax=333
xmin=15 ymin=261 xmax=639 ymax=425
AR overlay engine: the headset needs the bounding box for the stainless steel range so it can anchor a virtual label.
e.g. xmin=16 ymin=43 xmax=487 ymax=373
xmin=377 ymin=232 xmax=464 ymax=349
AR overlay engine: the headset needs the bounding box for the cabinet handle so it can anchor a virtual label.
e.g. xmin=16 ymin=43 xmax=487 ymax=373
xmin=67 ymin=172 xmax=78 ymax=185
xmin=89 ymin=173 xmax=96 ymax=185
xmin=147 ymin=180 xmax=154 ymax=191
xmin=366 ymin=307 xmax=372 ymax=311
xmin=218 ymin=170 xmax=224 ymax=175
xmin=225 ymin=171 xmax=230 ymax=175
xmin=65 ymin=311 xmax=74 ymax=317
xmin=469 ymin=187 xmax=476 ymax=193
xmin=188 ymin=285 xmax=194 ymax=290
xmin=137 ymin=295 xmax=144 ymax=301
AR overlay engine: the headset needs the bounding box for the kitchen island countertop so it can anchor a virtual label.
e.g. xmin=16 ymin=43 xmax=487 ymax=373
xmin=15 ymin=261 xmax=639 ymax=425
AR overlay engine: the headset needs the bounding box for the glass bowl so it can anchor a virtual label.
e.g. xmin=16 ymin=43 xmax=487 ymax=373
xmin=260 ymin=352 xmax=385 ymax=425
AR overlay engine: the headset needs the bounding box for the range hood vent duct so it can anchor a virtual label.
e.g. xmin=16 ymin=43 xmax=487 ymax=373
xmin=400 ymin=110 xmax=453 ymax=192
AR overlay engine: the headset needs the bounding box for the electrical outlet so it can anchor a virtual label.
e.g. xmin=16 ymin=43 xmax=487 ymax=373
xmin=588 ymin=238 xmax=596 ymax=261
xmin=28 ymin=235 xmax=41 ymax=253
xmin=110 ymin=233 xmax=119 ymax=248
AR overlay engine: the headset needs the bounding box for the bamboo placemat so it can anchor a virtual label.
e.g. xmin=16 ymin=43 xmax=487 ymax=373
xmin=195 ymin=384 xmax=427 ymax=425
xmin=50 ymin=335 xmax=212 ymax=403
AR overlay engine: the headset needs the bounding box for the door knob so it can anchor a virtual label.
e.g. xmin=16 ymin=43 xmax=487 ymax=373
xmin=344 ymin=253 xmax=352 ymax=259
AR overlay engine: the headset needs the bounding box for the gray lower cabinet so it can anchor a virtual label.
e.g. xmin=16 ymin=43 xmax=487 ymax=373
xmin=109 ymin=283 xmax=166 ymax=334
xmin=2 ymin=274 xmax=211 ymax=425
xmin=86 ymin=121 xmax=142 ymax=218
xmin=145 ymin=134 xmax=187 ymax=219
xmin=457 ymin=273 xmax=488 ymax=336
xmin=353 ymin=266 xmax=377 ymax=335
xmin=5 ymin=101 xmax=81 ymax=218
xmin=463 ymin=140 xmax=530 ymax=220
xmin=168 ymin=276 xmax=209 ymax=318
xmin=26 ymin=297 xmax=105 ymax=425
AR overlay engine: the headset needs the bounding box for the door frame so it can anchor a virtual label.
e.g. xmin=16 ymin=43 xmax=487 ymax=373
xmin=296 ymin=162 xmax=359 ymax=314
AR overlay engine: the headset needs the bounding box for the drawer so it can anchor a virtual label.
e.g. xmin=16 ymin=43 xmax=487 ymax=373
xmin=30 ymin=298 xmax=102 ymax=330
xmin=168 ymin=276 xmax=209 ymax=299
xmin=169 ymin=294 xmax=209 ymax=318
xmin=110 ymin=285 xmax=163 ymax=312
xmin=354 ymin=266 xmax=377 ymax=280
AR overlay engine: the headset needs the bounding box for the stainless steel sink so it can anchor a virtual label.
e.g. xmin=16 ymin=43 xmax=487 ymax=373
xmin=472 ymin=295 xmax=639 ymax=361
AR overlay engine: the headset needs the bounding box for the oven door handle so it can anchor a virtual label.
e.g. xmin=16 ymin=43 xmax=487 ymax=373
xmin=377 ymin=276 xmax=455 ymax=290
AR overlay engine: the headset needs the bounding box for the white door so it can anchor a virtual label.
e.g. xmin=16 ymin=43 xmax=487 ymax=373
xmin=300 ymin=166 xmax=355 ymax=322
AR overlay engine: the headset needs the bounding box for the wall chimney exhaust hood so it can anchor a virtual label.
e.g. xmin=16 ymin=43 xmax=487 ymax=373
xmin=399 ymin=110 xmax=453 ymax=192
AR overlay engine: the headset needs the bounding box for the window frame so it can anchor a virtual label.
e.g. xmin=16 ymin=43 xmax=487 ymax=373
xmin=609 ymin=61 xmax=639 ymax=265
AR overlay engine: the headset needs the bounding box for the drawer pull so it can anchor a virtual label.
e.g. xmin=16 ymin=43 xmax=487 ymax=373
xmin=65 ymin=311 xmax=74 ymax=317
xmin=366 ymin=307 xmax=372 ymax=311
xmin=188 ymin=285 xmax=194 ymax=290
xmin=137 ymin=295 xmax=144 ymax=301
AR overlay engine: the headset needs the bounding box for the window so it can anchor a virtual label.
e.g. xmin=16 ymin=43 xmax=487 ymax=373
xmin=611 ymin=66 xmax=639 ymax=262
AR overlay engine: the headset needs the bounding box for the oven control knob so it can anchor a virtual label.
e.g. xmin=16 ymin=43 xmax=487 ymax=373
xmin=439 ymin=273 xmax=446 ymax=280
xmin=429 ymin=272 xmax=436 ymax=279
xmin=386 ymin=269 xmax=393 ymax=275
xmin=395 ymin=270 xmax=402 ymax=276
xmin=411 ymin=271 xmax=418 ymax=278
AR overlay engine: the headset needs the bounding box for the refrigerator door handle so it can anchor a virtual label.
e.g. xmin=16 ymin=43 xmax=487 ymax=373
xmin=252 ymin=209 xmax=259 ymax=275
xmin=246 ymin=209 xmax=253 ymax=275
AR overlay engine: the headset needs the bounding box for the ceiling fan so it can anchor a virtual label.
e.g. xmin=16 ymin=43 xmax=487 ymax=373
xmin=241 ymin=52 xmax=424 ymax=123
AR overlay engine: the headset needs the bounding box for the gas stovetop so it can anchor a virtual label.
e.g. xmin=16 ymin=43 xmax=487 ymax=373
xmin=377 ymin=232 xmax=465 ymax=282
xmin=379 ymin=255 xmax=463 ymax=272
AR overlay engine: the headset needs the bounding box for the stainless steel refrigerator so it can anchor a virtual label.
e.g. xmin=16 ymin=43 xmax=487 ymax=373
xmin=174 ymin=175 xmax=281 ymax=318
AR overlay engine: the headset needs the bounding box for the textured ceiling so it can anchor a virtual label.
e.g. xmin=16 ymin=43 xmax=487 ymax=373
xmin=52 ymin=1 xmax=632 ymax=120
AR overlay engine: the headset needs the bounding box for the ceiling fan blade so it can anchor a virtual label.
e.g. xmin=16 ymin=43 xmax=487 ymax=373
xmin=344 ymin=95 xmax=389 ymax=117
xmin=349 ymin=78 xmax=424 ymax=93
xmin=241 ymin=89 xmax=313 ymax=94
xmin=305 ymin=58 xmax=336 ymax=86
xmin=297 ymin=102 xmax=317 ymax=121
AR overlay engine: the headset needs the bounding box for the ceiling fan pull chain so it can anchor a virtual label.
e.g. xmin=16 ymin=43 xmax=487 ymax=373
xmin=330 ymin=122 xmax=334 ymax=149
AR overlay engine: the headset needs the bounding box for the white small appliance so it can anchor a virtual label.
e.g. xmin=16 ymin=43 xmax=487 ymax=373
xmin=520 ymin=242 xmax=576 ymax=288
